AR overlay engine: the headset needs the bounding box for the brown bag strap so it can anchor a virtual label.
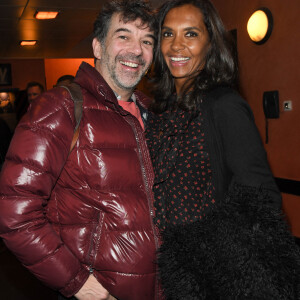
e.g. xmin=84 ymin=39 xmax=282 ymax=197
xmin=61 ymin=83 xmax=83 ymax=153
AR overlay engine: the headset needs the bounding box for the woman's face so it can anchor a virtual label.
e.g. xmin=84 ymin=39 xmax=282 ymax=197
xmin=161 ymin=4 xmax=210 ymax=93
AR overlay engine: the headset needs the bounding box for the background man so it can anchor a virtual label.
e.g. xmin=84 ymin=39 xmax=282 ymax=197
xmin=0 ymin=1 xmax=160 ymax=300
xmin=14 ymin=81 xmax=45 ymax=121
xmin=54 ymin=75 xmax=75 ymax=87
xmin=26 ymin=81 xmax=44 ymax=102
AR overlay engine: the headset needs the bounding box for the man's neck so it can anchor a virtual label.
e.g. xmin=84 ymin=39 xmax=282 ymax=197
xmin=113 ymin=89 xmax=133 ymax=102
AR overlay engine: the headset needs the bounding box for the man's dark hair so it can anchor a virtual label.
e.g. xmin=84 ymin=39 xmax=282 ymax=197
xmin=26 ymin=81 xmax=44 ymax=92
xmin=151 ymin=0 xmax=238 ymax=113
xmin=56 ymin=75 xmax=75 ymax=85
xmin=93 ymin=0 xmax=157 ymax=45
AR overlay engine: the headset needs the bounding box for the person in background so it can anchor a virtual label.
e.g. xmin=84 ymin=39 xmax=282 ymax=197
xmin=0 ymin=92 xmax=13 ymax=113
xmin=146 ymin=0 xmax=300 ymax=298
xmin=26 ymin=81 xmax=44 ymax=102
xmin=54 ymin=75 xmax=75 ymax=87
xmin=14 ymin=82 xmax=45 ymax=121
xmin=0 ymin=1 xmax=161 ymax=300
xmin=0 ymin=117 xmax=12 ymax=169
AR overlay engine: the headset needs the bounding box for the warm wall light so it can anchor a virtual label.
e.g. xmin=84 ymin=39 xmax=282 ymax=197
xmin=20 ymin=40 xmax=37 ymax=46
xmin=34 ymin=11 xmax=59 ymax=20
xmin=247 ymin=8 xmax=273 ymax=44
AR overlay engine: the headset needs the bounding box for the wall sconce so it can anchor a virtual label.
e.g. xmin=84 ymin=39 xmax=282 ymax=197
xmin=247 ymin=8 xmax=273 ymax=44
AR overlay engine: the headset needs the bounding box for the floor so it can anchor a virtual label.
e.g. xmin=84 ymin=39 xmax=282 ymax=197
xmin=0 ymin=239 xmax=58 ymax=300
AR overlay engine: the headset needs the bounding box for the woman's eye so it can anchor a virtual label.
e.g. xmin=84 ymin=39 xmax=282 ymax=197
xmin=186 ymin=31 xmax=198 ymax=37
xmin=119 ymin=35 xmax=128 ymax=40
xmin=162 ymin=31 xmax=172 ymax=38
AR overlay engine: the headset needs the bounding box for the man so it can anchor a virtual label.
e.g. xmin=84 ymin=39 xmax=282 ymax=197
xmin=26 ymin=81 xmax=44 ymax=102
xmin=54 ymin=75 xmax=75 ymax=87
xmin=0 ymin=1 xmax=159 ymax=300
xmin=14 ymin=82 xmax=44 ymax=121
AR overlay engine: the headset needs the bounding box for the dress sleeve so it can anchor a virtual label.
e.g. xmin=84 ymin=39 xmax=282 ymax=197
xmin=212 ymin=91 xmax=282 ymax=209
xmin=0 ymin=89 xmax=89 ymax=296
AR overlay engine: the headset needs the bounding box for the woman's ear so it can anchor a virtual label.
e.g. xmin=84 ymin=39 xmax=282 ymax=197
xmin=92 ymin=38 xmax=102 ymax=60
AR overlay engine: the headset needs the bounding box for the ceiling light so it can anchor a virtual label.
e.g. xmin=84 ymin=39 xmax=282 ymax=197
xmin=34 ymin=11 xmax=59 ymax=20
xmin=247 ymin=8 xmax=273 ymax=44
xmin=20 ymin=40 xmax=37 ymax=46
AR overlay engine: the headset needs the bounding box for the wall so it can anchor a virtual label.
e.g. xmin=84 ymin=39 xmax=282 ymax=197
xmin=0 ymin=58 xmax=93 ymax=131
xmin=0 ymin=59 xmax=45 ymax=90
xmin=44 ymin=58 xmax=94 ymax=90
xmin=211 ymin=0 xmax=300 ymax=236
xmin=0 ymin=58 xmax=95 ymax=91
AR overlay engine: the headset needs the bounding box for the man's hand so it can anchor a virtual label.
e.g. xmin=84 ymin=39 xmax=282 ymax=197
xmin=75 ymin=274 xmax=117 ymax=300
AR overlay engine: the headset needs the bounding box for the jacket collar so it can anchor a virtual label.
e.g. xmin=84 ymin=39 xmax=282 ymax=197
xmin=74 ymin=62 xmax=118 ymax=109
xmin=74 ymin=62 xmax=151 ymax=114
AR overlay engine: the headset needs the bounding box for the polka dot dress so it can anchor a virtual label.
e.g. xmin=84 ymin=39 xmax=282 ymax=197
xmin=146 ymin=106 xmax=215 ymax=231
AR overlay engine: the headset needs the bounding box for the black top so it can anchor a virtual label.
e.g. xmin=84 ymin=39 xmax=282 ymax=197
xmin=146 ymin=87 xmax=281 ymax=230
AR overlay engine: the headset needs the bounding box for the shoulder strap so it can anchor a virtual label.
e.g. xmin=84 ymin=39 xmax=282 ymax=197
xmin=61 ymin=82 xmax=83 ymax=153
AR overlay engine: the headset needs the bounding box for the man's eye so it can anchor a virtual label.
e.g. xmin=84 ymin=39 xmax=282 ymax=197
xmin=162 ymin=31 xmax=172 ymax=38
xmin=186 ymin=31 xmax=198 ymax=37
xmin=119 ymin=35 xmax=128 ymax=40
xmin=143 ymin=40 xmax=153 ymax=46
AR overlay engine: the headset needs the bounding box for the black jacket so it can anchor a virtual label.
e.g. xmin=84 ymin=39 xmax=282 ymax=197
xmin=203 ymin=87 xmax=281 ymax=208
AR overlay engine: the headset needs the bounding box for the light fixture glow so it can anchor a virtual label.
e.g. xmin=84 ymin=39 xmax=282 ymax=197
xmin=20 ymin=40 xmax=37 ymax=46
xmin=34 ymin=11 xmax=59 ymax=20
xmin=247 ymin=8 xmax=273 ymax=44
xmin=0 ymin=92 xmax=9 ymax=101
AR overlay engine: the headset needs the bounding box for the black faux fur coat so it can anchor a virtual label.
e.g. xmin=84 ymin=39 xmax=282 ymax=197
xmin=158 ymin=185 xmax=300 ymax=299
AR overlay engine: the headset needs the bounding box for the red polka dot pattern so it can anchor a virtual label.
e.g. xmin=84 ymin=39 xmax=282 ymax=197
xmin=146 ymin=108 xmax=215 ymax=230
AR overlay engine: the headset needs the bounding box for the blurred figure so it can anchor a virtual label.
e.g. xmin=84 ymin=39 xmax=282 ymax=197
xmin=54 ymin=75 xmax=75 ymax=87
xmin=0 ymin=118 xmax=12 ymax=169
xmin=26 ymin=81 xmax=44 ymax=102
xmin=14 ymin=82 xmax=44 ymax=122
xmin=14 ymin=89 xmax=27 ymax=122
xmin=0 ymin=92 xmax=13 ymax=113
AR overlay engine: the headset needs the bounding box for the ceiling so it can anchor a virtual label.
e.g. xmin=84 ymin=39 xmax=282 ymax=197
xmin=0 ymin=0 xmax=162 ymax=59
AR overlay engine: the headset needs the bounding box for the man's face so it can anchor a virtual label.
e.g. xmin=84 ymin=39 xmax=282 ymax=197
xmin=93 ymin=13 xmax=155 ymax=95
xmin=27 ymin=86 xmax=42 ymax=102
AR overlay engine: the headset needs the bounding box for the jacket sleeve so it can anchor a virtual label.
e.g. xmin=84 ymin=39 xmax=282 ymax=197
xmin=0 ymin=88 xmax=89 ymax=296
xmin=212 ymin=91 xmax=282 ymax=209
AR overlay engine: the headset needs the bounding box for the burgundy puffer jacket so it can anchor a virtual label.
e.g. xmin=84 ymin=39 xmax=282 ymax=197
xmin=0 ymin=62 xmax=159 ymax=299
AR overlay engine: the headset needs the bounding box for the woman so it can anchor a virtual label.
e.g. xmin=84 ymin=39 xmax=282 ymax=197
xmin=146 ymin=0 xmax=300 ymax=299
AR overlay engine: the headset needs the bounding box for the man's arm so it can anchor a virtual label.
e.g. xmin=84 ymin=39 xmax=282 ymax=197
xmin=0 ymin=90 xmax=89 ymax=296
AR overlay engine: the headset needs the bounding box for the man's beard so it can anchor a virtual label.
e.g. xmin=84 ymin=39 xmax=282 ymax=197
xmin=102 ymin=50 xmax=148 ymax=91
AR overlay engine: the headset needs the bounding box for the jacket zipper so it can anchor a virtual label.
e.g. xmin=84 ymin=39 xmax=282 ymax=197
xmin=87 ymin=211 xmax=102 ymax=274
xmin=126 ymin=115 xmax=160 ymax=300
xmin=101 ymin=89 xmax=160 ymax=299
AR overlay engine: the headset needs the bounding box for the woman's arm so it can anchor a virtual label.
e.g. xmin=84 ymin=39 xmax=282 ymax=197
xmin=213 ymin=91 xmax=281 ymax=209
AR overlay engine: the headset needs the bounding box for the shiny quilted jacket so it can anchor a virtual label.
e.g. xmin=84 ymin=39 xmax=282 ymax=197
xmin=0 ymin=62 xmax=159 ymax=299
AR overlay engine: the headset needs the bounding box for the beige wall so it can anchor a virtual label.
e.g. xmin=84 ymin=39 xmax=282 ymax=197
xmin=212 ymin=0 xmax=300 ymax=236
